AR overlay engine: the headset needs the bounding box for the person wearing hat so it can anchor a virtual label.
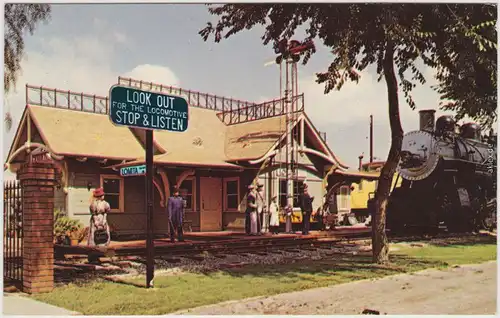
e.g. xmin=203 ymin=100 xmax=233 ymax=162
xmin=87 ymin=187 xmax=111 ymax=249
xmin=168 ymin=186 xmax=185 ymax=242
xmin=245 ymin=184 xmax=258 ymax=235
xmin=269 ymin=195 xmax=280 ymax=234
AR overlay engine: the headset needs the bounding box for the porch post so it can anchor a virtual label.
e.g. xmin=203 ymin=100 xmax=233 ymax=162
xmin=18 ymin=157 xmax=57 ymax=293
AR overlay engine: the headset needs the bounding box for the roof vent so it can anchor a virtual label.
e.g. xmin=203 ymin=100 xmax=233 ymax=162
xmin=193 ymin=137 xmax=203 ymax=146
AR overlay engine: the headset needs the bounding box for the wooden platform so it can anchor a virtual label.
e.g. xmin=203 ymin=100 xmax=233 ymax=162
xmin=55 ymin=227 xmax=371 ymax=257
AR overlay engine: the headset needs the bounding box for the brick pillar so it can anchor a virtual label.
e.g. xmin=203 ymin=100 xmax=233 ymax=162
xmin=18 ymin=161 xmax=57 ymax=294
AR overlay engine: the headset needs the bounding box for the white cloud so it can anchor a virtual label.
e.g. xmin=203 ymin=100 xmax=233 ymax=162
xmin=298 ymin=65 xmax=482 ymax=168
xmin=2 ymin=27 xmax=179 ymax=162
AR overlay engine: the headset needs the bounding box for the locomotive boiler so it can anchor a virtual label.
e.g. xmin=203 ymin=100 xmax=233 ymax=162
xmin=386 ymin=110 xmax=497 ymax=233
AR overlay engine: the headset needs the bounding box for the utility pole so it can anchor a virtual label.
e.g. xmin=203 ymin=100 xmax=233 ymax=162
xmin=369 ymin=115 xmax=373 ymax=163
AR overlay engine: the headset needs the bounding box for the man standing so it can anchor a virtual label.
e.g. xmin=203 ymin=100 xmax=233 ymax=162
xmin=168 ymin=186 xmax=184 ymax=243
xmin=246 ymin=184 xmax=259 ymax=235
xmin=300 ymin=185 xmax=314 ymax=235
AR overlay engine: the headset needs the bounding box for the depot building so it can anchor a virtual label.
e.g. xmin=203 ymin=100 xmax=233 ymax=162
xmin=5 ymin=77 xmax=372 ymax=238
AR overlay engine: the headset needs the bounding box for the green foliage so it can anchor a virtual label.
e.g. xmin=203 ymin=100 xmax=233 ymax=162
xmin=4 ymin=4 xmax=51 ymax=93
xmin=199 ymin=3 xmax=497 ymax=127
xmin=54 ymin=209 xmax=83 ymax=240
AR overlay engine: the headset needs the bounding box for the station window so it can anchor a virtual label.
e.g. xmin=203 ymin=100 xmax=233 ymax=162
xmin=178 ymin=177 xmax=196 ymax=211
xmin=338 ymin=185 xmax=351 ymax=211
xmin=293 ymin=180 xmax=305 ymax=208
xmin=223 ymin=177 xmax=240 ymax=211
xmin=100 ymin=175 xmax=124 ymax=212
xmin=278 ymin=179 xmax=287 ymax=208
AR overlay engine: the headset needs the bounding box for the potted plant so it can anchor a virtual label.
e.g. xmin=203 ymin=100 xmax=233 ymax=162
xmin=68 ymin=227 xmax=82 ymax=246
xmin=53 ymin=209 xmax=84 ymax=245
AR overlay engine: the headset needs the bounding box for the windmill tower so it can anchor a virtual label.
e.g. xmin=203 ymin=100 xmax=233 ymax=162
xmin=272 ymin=39 xmax=315 ymax=207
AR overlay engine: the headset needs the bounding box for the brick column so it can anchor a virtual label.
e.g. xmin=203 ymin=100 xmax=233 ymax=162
xmin=18 ymin=161 xmax=57 ymax=294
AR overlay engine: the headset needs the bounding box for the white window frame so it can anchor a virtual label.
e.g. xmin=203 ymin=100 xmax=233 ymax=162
xmin=292 ymin=179 xmax=305 ymax=208
xmin=223 ymin=177 xmax=240 ymax=212
xmin=176 ymin=176 xmax=196 ymax=212
xmin=338 ymin=185 xmax=351 ymax=212
xmin=100 ymin=174 xmax=124 ymax=213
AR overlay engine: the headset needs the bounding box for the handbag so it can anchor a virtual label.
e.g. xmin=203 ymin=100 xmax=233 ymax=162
xmin=94 ymin=229 xmax=109 ymax=245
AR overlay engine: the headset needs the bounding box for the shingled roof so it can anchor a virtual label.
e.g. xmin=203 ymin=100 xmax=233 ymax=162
xmin=9 ymin=104 xmax=300 ymax=168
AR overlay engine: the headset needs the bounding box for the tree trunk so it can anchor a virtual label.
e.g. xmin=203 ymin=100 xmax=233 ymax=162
xmin=372 ymin=40 xmax=404 ymax=264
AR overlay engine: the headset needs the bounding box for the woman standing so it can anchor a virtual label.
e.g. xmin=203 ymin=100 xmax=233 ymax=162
xmin=269 ymin=195 xmax=280 ymax=234
xmin=87 ymin=187 xmax=111 ymax=247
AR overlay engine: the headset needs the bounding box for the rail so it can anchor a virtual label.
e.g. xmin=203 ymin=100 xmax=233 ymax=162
xmin=217 ymin=94 xmax=305 ymax=125
xmin=118 ymin=76 xmax=256 ymax=112
xmin=25 ymin=85 xmax=109 ymax=114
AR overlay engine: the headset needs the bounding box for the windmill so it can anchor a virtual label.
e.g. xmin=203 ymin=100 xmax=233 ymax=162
xmin=264 ymin=38 xmax=315 ymax=208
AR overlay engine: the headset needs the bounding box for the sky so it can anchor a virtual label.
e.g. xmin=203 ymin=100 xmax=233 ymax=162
xmin=2 ymin=3 xmax=494 ymax=174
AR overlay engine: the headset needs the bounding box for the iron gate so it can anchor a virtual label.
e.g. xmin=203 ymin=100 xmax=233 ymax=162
xmin=3 ymin=180 xmax=23 ymax=285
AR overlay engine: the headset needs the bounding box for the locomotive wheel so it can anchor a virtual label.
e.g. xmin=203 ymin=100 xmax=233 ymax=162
xmin=479 ymin=198 xmax=497 ymax=231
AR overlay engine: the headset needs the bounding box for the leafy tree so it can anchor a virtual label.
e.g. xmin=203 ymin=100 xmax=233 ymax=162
xmin=199 ymin=3 xmax=497 ymax=263
xmin=4 ymin=4 xmax=51 ymax=130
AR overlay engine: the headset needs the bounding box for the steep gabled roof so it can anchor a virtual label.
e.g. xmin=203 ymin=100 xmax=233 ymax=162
xmin=28 ymin=105 xmax=145 ymax=160
xmin=7 ymin=91 xmax=348 ymax=170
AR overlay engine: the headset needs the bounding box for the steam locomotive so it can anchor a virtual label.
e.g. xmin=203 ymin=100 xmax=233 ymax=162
xmin=386 ymin=110 xmax=497 ymax=233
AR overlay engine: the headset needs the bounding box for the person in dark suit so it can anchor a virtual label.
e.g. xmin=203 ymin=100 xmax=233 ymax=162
xmin=168 ymin=187 xmax=185 ymax=242
xmin=300 ymin=185 xmax=314 ymax=235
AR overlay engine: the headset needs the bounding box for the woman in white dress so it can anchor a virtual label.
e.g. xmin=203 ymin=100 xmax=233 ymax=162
xmin=269 ymin=195 xmax=280 ymax=234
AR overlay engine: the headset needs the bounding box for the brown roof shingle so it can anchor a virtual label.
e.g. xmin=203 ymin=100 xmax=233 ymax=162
xmin=29 ymin=105 xmax=145 ymax=160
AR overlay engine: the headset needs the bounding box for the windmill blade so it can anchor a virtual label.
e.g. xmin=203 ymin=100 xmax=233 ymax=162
xmin=264 ymin=59 xmax=276 ymax=67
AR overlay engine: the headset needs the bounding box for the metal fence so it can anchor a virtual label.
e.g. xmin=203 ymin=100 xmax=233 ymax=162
xmin=3 ymin=180 xmax=23 ymax=284
xmin=26 ymin=85 xmax=108 ymax=114
xmin=25 ymin=79 xmax=306 ymax=126
xmin=118 ymin=76 xmax=257 ymax=112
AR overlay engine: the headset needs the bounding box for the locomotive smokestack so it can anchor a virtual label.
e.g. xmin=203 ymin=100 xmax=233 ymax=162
xmin=419 ymin=109 xmax=436 ymax=132
xmin=358 ymin=154 xmax=364 ymax=171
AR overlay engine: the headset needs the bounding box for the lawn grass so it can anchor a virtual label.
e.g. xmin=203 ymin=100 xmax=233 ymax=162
xmin=31 ymin=238 xmax=496 ymax=315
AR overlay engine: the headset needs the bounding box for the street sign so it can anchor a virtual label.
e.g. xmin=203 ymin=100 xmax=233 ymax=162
xmin=109 ymin=85 xmax=189 ymax=131
xmin=120 ymin=165 xmax=146 ymax=177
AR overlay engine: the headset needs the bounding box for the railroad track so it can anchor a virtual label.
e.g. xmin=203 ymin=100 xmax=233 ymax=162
xmin=56 ymin=228 xmax=491 ymax=261
xmin=55 ymin=229 xmax=371 ymax=260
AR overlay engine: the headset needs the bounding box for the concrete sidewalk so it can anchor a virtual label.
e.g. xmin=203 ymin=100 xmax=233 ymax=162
xmin=3 ymin=293 xmax=80 ymax=316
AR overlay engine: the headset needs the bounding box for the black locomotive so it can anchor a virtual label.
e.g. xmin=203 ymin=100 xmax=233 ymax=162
xmin=385 ymin=110 xmax=497 ymax=233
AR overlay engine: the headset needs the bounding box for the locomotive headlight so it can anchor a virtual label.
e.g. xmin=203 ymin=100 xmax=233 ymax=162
xmin=397 ymin=130 xmax=440 ymax=181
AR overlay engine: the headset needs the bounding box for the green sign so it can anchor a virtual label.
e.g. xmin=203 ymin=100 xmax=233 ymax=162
xmin=109 ymin=85 xmax=189 ymax=131
xmin=120 ymin=165 xmax=146 ymax=177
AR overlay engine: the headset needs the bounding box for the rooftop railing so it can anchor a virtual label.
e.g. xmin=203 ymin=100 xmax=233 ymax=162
xmin=217 ymin=94 xmax=304 ymax=125
xmin=25 ymin=85 xmax=109 ymax=114
xmin=25 ymin=78 xmax=306 ymax=126
xmin=118 ymin=76 xmax=256 ymax=112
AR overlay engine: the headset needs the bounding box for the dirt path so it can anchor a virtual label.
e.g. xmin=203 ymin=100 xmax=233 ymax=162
xmin=174 ymin=261 xmax=497 ymax=315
